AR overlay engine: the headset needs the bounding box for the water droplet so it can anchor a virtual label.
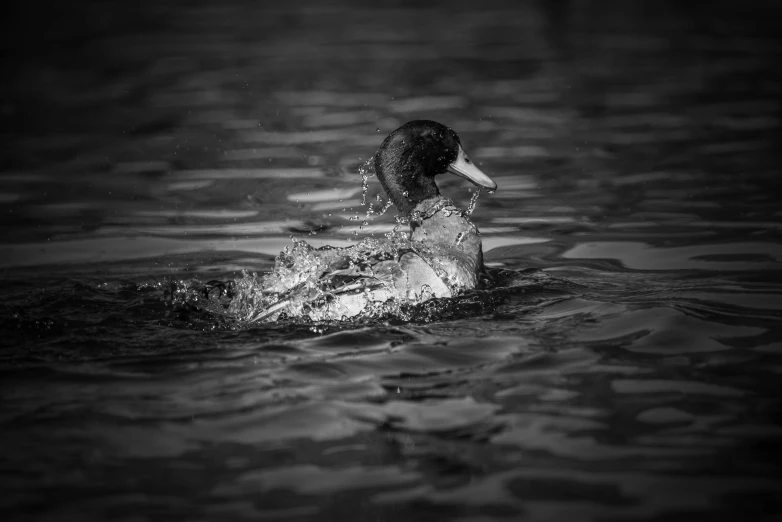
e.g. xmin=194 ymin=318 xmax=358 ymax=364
xmin=465 ymin=187 xmax=483 ymax=216
xmin=358 ymin=157 xmax=374 ymax=206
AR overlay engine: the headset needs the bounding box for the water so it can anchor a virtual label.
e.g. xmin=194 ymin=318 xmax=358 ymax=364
xmin=2 ymin=0 xmax=782 ymax=520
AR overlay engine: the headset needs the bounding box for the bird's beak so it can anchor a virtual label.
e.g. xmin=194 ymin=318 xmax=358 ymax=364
xmin=447 ymin=145 xmax=497 ymax=191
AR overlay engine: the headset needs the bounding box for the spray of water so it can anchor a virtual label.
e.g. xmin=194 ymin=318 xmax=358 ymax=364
xmin=464 ymin=187 xmax=483 ymax=216
xmin=358 ymin=157 xmax=374 ymax=206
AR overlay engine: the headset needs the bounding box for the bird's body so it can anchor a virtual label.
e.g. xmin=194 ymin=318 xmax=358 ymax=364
xmin=245 ymin=120 xmax=497 ymax=323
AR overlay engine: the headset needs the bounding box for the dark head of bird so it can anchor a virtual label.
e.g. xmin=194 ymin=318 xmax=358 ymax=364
xmin=374 ymin=120 xmax=497 ymax=217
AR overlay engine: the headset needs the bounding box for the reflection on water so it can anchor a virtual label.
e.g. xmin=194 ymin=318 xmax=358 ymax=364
xmin=1 ymin=0 xmax=781 ymax=520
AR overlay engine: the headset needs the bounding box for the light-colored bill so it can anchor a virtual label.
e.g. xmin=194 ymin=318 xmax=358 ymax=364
xmin=447 ymin=145 xmax=497 ymax=190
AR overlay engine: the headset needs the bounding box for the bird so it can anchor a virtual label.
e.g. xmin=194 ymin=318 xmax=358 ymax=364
xmin=244 ymin=120 xmax=497 ymax=323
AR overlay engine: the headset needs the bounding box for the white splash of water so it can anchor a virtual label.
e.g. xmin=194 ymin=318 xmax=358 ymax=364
xmin=464 ymin=187 xmax=483 ymax=216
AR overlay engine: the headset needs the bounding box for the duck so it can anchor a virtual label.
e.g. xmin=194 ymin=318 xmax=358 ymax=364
xmin=245 ymin=120 xmax=497 ymax=323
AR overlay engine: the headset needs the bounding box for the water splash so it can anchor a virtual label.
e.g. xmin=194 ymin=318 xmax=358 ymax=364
xmin=464 ymin=187 xmax=483 ymax=216
xmin=358 ymin=158 xmax=374 ymax=206
xmin=366 ymin=198 xmax=393 ymax=220
xmin=358 ymin=158 xmax=394 ymax=226
xmin=165 ymin=264 xmax=550 ymax=330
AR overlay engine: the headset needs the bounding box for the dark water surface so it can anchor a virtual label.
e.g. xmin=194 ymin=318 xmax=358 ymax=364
xmin=2 ymin=1 xmax=782 ymax=520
